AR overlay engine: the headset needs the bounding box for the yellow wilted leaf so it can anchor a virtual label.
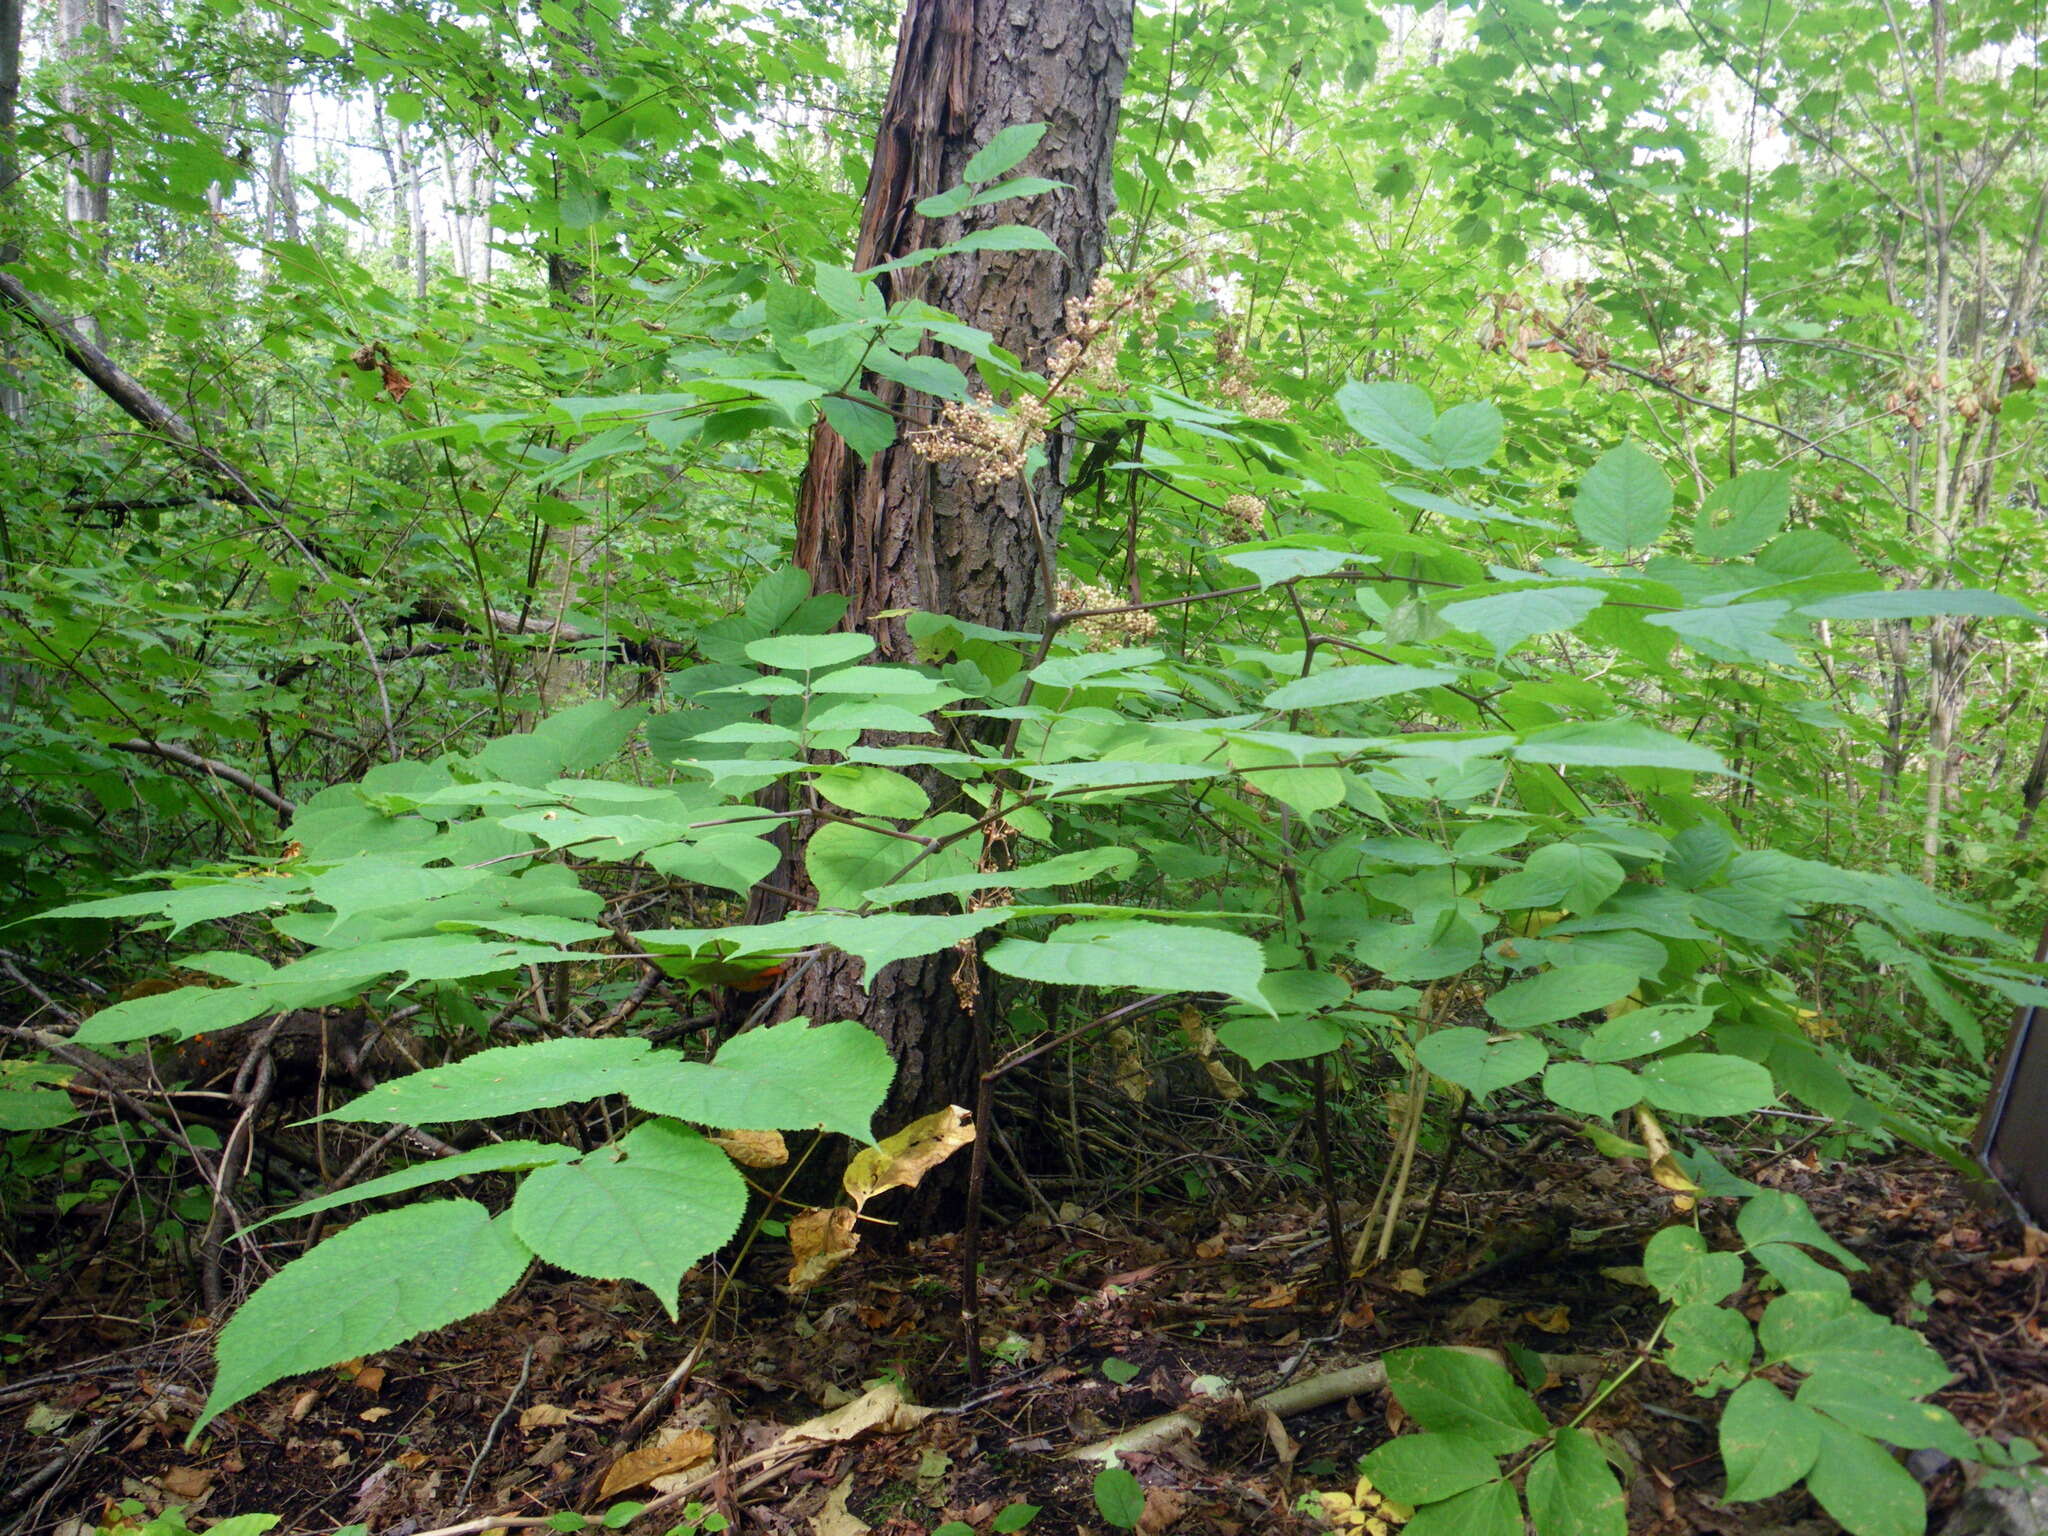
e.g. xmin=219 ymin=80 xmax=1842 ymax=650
xmin=1524 ymin=1304 xmax=1571 ymax=1334
xmin=787 ymin=1206 xmax=860 ymax=1290
xmin=844 ymin=1105 xmax=976 ymax=1211
xmin=1635 ymin=1105 xmax=1701 ymax=1208
xmin=599 ymin=1427 xmax=714 ymax=1497
xmin=710 ymin=1128 xmax=788 ymax=1167
xmin=1392 ymin=1268 xmax=1428 ymax=1296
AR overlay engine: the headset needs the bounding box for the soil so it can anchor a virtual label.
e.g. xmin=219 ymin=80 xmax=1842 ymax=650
xmin=3 ymin=1133 xmax=2043 ymax=1536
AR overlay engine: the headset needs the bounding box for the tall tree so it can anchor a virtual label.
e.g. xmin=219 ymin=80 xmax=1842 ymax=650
xmin=773 ymin=0 xmax=1133 ymax=1131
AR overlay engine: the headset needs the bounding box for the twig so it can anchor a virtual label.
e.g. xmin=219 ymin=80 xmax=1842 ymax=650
xmin=460 ymin=1343 xmax=535 ymax=1506
xmin=109 ymin=738 xmax=296 ymax=820
xmin=572 ymin=1346 xmax=703 ymax=1504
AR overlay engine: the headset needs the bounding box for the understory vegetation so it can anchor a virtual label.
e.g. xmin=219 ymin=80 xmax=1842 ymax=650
xmin=2 ymin=0 xmax=2046 ymax=1532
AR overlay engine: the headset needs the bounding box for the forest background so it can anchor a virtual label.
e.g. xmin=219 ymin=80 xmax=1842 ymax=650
xmin=2 ymin=0 xmax=2048 ymax=1532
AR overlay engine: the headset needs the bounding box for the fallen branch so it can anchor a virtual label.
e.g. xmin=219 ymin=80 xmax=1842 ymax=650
xmin=110 ymin=738 xmax=295 ymax=820
xmin=1062 ymin=1349 xmax=1611 ymax=1464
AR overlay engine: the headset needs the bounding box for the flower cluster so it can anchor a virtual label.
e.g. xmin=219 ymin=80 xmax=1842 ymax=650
xmin=1056 ymin=578 xmax=1159 ymax=647
xmin=1213 ymin=320 xmax=1290 ymax=419
xmin=909 ymin=391 xmax=1049 ymax=487
xmin=1223 ymin=492 xmax=1268 ymax=534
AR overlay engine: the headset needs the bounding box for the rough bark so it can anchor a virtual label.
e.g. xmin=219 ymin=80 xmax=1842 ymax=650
xmin=771 ymin=0 xmax=1132 ymax=1149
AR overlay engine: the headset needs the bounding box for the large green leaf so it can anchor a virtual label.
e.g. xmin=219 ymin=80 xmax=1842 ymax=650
xmin=1663 ymin=1301 xmax=1755 ymax=1389
xmin=1512 ymin=722 xmax=1726 ymax=774
xmin=1524 ymin=1427 xmax=1626 ymax=1536
xmin=1262 ymin=663 xmax=1460 ymax=710
xmin=1735 ymin=1191 xmax=1866 ymax=1269
xmin=1483 ymin=843 xmax=1624 ymax=915
xmin=1580 ymin=1003 xmax=1716 ymax=1062
xmin=1695 ymin=469 xmax=1791 ymax=558
xmin=1648 ymin=601 xmax=1804 ymax=667
xmin=1440 ymin=586 xmax=1606 ymax=655
xmin=1357 ymin=1431 xmax=1501 ymax=1505
xmin=624 ymin=1017 xmax=895 ymax=1140
xmin=1636 ymin=1053 xmax=1776 ymax=1116
xmin=1719 ymin=1379 xmax=1822 ymax=1501
xmin=1804 ymin=1415 xmax=1928 ymax=1536
xmin=1758 ymin=1291 xmax=1951 ymax=1397
xmin=325 ymin=1039 xmax=654 ymax=1123
xmin=1541 ymin=1060 xmax=1643 ymax=1117
xmin=1404 ymin=1480 xmax=1522 ymax=1536
xmin=198 ymin=1200 xmax=531 ymax=1435
xmin=1417 ymin=1028 xmax=1546 ymax=1097
xmin=1573 ymin=442 xmax=1672 ymax=550
xmin=256 ymin=1141 xmax=578 ymax=1230
xmin=75 ymin=984 xmax=274 ymax=1046
xmin=1799 ymin=589 xmax=2039 ymax=623
xmin=511 ymin=1122 xmax=747 ymax=1315
xmin=1485 ymin=964 xmax=1639 ymax=1029
xmin=1642 ymin=1226 xmax=1744 ymax=1305
xmin=1215 ymin=1013 xmax=1346 ymax=1068
xmin=985 ymin=920 xmax=1268 ymax=1009
xmin=1383 ymin=1348 xmax=1546 ymax=1455
xmin=868 ymin=845 xmax=1139 ymax=903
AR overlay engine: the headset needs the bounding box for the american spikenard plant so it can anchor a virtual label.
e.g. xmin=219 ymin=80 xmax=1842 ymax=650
xmin=24 ymin=192 xmax=2046 ymax=1517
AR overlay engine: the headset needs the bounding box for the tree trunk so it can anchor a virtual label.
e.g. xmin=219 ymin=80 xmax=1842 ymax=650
xmin=771 ymin=0 xmax=1132 ymax=1148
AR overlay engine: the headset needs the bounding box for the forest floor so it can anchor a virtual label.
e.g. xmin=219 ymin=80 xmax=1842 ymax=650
xmin=3 ymin=1135 xmax=2044 ymax=1536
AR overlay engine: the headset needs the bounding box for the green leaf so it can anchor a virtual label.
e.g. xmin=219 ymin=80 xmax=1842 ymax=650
xmin=1029 ymin=646 xmax=1165 ymax=689
xmin=1262 ymin=663 xmax=1460 ymax=710
xmin=1383 ymin=1348 xmax=1547 ymax=1455
xmin=1358 ymin=1431 xmax=1502 ymax=1504
xmin=1402 ymin=1476 xmax=1523 ymax=1536
xmin=985 ymin=920 xmax=1268 ymax=1009
xmin=1101 ymin=1357 xmax=1140 ymax=1384
xmin=1804 ymin=1415 xmax=1927 ymax=1536
xmin=1541 ymin=1061 xmax=1644 ymax=1117
xmin=1512 ymin=722 xmax=1726 ymax=775
xmin=256 ymin=1141 xmax=578 ymax=1230
xmin=197 ymin=1200 xmax=530 ymax=1436
xmin=325 ymin=1039 xmax=654 ymax=1124
xmin=1581 ymin=1003 xmax=1717 ymax=1062
xmin=1751 ymin=1242 xmax=1852 ymax=1296
xmin=1736 ymin=1191 xmax=1867 ymax=1270
xmin=1636 ymin=1054 xmax=1776 ymax=1116
xmin=1663 ymin=1301 xmax=1755 ymax=1389
xmin=992 ymin=1503 xmax=1039 ymax=1532
xmin=625 ymin=1017 xmax=895 ymax=1140
xmin=747 ymin=632 xmax=877 ymax=672
xmin=1215 ymin=1013 xmax=1346 ymax=1069
xmin=1525 ymin=1427 xmax=1626 ymax=1536
xmin=868 ymin=846 xmax=1139 ymax=903
xmin=1758 ymin=1292 xmax=1950 ymax=1397
xmin=1336 ymin=383 xmax=1502 ymax=471
xmin=1573 ymin=443 xmax=1672 ymax=551
xmin=945 ymin=225 xmax=1060 ymax=255
xmin=511 ymin=1122 xmax=747 ymax=1317
xmin=1798 ymin=1378 xmax=1974 ymax=1456
xmin=820 ymin=397 xmax=896 ymax=462
xmin=644 ymin=834 xmax=780 ymax=896
xmin=1485 ymin=965 xmax=1639 ymax=1029
xmin=1720 ymin=1379 xmax=1823 ymax=1501
xmin=1091 ymin=1465 xmax=1145 ymax=1529
xmin=75 ymin=984 xmax=273 ymax=1046
xmin=1642 ymin=1226 xmax=1744 ymax=1305
xmin=1647 ymin=602 xmax=1803 ymax=667
xmin=808 ymin=910 xmax=1013 ymax=975
xmin=866 ymin=349 xmax=970 ymax=401
xmin=1484 ymin=843 xmax=1624 ymax=916
xmin=0 ymin=1088 xmax=80 ymax=1130
xmin=1695 ymin=470 xmax=1791 ymax=558
xmin=812 ymin=764 xmax=930 ymax=819
xmin=1440 ymin=587 xmax=1606 ymax=656
xmin=1350 ymin=912 xmax=1485 ymax=982
xmin=964 ymin=122 xmax=1048 ymax=181
xmin=1799 ymin=589 xmax=2039 ymax=623
xmin=1417 ymin=1028 xmax=1547 ymax=1097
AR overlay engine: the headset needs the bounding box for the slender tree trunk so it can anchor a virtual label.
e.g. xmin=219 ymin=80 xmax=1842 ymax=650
xmin=770 ymin=0 xmax=1132 ymax=1144
xmin=0 ymin=0 xmax=25 ymax=422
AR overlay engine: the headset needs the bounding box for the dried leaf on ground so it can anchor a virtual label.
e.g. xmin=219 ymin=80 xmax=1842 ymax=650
xmin=813 ymin=1473 xmax=870 ymax=1535
xmin=788 ymin=1206 xmax=861 ymax=1290
xmin=599 ymin=1427 xmax=714 ymax=1497
xmin=844 ymin=1105 xmax=975 ymax=1210
xmin=771 ymin=1380 xmax=935 ymax=1452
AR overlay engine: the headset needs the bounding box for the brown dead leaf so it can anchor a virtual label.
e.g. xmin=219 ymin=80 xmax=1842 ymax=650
xmin=359 ymin=1407 xmax=394 ymax=1422
xmin=1447 ymin=1296 xmax=1506 ymax=1332
xmin=289 ymin=1388 xmax=320 ymax=1422
xmin=1140 ymin=1486 xmax=1192 ymax=1533
xmin=1392 ymin=1268 xmax=1428 ymax=1296
xmin=711 ymin=1128 xmax=788 ymax=1168
xmin=599 ymin=1428 xmax=714 ymax=1498
xmin=160 ymin=1467 xmax=212 ymax=1499
xmin=1250 ymin=1282 xmax=1299 ymax=1309
xmin=351 ymin=1364 xmax=386 ymax=1393
xmin=771 ymin=1381 xmax=934 ymax=1453
xmin=1524 ymin=1305 xmax=1571 ymax=1334
xmin=788 ymin=1207 xmax=861 ymax=1290
xmin=813 ymin=1474 xmax=870 ymax=1536
xmin=1109 ymin=1026 xmax=1152 ymax=1103
xmin=395 ymin=1449 xmax=430 ymax=1471
xmin=1195 ymin=1232 xmax=1228 ymax=1260
xmin=519 ymin=1403 xmax=574 ymax=1430
xmin=843 ymin=1106 xmax=975 ymax=1211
